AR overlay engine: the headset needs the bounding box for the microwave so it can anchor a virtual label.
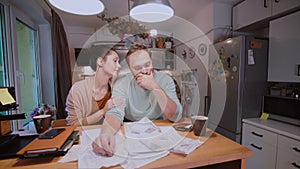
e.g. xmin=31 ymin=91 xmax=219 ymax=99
xmin=263 ymin=95 xmax=300 ymax=126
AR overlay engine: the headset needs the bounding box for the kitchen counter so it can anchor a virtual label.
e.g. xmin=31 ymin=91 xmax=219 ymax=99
xmin=0 ymin=120 xmax=253 ymax=169
xmin=243 ymin=118 xmax=300 ymax=140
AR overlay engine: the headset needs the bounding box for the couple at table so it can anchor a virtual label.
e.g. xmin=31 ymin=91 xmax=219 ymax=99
xmin=65 ymin=44 xmax=182 ymax=156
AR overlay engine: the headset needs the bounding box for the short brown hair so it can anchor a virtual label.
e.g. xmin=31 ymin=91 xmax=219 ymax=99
xmin=126 ymin=44 xmax=151 ymax=64
xmin=89 ymin=46 xmax=117 ymax=70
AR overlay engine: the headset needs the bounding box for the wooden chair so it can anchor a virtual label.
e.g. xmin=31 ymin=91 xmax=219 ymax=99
xmin=51 ymin=119 xmax=67 ymax=127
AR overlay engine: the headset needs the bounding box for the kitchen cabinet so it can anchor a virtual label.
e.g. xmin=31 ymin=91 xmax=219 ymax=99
xmin=233 ymin=0 xmax=271 ymax=30
xmin=242 ymin=118 xmax=300 ymax=169
xmin=276 ymin=135 xmax=300 ymax=169
xmin=272 ymin=0 xmax=300 ymax=16
xmin=268 ymin=11 xmax=300 ymax=82
xmin=149 ymin=34 xmax=175 ymax=70
xmin=233 ymin=0 xmax=300 ymax=30
xmin=151 ymin=48 xmax=175 ymax=70
xmin=242 ymin=123 xmax=277 ymax=169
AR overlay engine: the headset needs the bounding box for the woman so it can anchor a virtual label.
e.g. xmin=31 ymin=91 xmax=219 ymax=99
xmin=66 ymin=47 xmax=123 ymax=126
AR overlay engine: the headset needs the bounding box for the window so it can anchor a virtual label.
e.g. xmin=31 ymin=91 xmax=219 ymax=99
xmin=0 ymin=3 xmax=8 ymax=87
xmin=0 ymin=3 xmax=10 ymax=116
xmin=0 ymin=1 xmax=42 ymax=127
xmin=14 ymin=19 xmax=40 ymax=124
xmin=0 ymin=1 xmax=55 ymax=129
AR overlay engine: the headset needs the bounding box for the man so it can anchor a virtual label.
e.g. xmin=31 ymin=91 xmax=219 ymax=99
xmin=93 ymin=44 xmax=182 ymax=156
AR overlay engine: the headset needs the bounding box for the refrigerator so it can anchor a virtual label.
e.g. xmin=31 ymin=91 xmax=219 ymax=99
xmin=212 ymin=36 xmax=268 ymax=143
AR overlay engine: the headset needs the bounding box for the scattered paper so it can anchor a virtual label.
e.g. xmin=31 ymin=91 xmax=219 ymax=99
xmin=0 ymin=88 xmax=15 ymax=105
xmin=124 ymin=118 xmax=202 ymax=156
xmin=124 ymin=119 xmax=161 ymax=139
xmin=59 ymin=145 xmax=81 ymax=163
xmin=121 ymin=151 xmax=169 ymax=169
xmin=78 ymin=128 xmax=127 ymax=168
xmin=59 ymin=117 xmax=204 ymax=168
xmin=11 ymin=130 xmax=38 ymax=136
xmin=170 ymin=137 xmax=204 ymax=155
xmin=248 ymin=49 xmax=255 ymax=65
xmin=137 ymin=127 xmax=184 ymax=152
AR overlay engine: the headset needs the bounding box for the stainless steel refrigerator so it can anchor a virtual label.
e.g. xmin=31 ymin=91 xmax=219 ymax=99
xmin=212 ymin=36 xmax=268 ymax=143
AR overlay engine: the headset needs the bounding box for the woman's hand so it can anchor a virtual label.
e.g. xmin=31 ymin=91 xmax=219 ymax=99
xmin=103 ymin=98 xmax=123 ymax=113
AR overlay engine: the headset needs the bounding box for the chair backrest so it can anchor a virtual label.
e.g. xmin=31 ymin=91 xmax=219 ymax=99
xmin=173 ymin=78 xmax=181 ymax=103
xmin=51 ymin=119 xmax=67 ymax=127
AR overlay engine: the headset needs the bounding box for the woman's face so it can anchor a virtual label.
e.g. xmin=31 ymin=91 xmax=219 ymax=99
xmin=128 ymin=50 xmax=153 ymax=78
xmin=102 ymin=51 xmax=121 ymax=77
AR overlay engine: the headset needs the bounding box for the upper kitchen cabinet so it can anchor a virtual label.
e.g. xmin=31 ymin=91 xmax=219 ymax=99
xmin=233 ymin=0 xmax=300 ymax=30
xmin=233 ymin=0 xmax=271 ymax=30
xmin=268 ymin=11 xmax=300 ymax=82
xmin=272 ymin=0 xmax=300 ymax=16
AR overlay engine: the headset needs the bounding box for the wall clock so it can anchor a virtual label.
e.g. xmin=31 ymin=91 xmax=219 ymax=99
xmin=198 ymin=43 xmax=207 ymax=56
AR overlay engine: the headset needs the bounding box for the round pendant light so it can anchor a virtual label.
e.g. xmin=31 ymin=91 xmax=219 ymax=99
xmin=48 ymin=0 xmax=105 ymax=15
xmin=130 ymin=0 xmax=174 ymax=22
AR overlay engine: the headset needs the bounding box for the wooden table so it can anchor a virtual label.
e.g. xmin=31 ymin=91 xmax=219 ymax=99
xmin=0 ymin=120 xmax=253 ymax=169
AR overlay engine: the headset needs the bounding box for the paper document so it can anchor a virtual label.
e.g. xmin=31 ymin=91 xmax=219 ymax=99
xmin=0 ymin=88 xmax=15 ymax=105
xmin=124 ymin=118 xmax=203 ymax=156
xmin=60 ymin=118 xmax=204 ymax=168
xmin=248 ymin=49 xmax=255 ymax=65
xmin=11 ymin=130 xmax=38 ymax=136
xmin=79 ymin=128 xmax=127 ymax=168
xmin=59 ymin=145 xmax=81 ymax=163
xmin=170 ymin=137 xmax=204 ymax=155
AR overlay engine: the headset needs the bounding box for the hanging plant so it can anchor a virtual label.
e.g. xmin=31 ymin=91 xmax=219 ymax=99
xmin=97 ymin=14 xmax=148 ymax=40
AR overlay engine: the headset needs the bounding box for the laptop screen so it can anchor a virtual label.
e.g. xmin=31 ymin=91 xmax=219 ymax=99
xmin=0 ymin=87 xmax=18 ymax=111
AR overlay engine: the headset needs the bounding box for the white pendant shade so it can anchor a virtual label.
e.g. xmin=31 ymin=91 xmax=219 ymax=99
xmin=49 ymin=0 xmax=104 ymax=15
xmin=130 ymin=0 xmax=174 ymax=22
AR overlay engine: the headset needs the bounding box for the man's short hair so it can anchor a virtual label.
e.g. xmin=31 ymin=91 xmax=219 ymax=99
xmin=126 ymin=44 xmax=151 ymax=64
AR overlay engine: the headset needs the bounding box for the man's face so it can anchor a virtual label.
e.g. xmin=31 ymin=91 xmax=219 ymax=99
xmin=128 ymin=50 xmax=153 ymax=78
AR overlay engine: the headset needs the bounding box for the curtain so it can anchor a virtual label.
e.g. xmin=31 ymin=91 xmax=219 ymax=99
xmin=51 ymin=9 xmax=72 ymax=119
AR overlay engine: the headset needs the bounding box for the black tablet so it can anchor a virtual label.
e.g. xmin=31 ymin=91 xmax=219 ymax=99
xmin=38 ymin=128 xmax=65 ymax=139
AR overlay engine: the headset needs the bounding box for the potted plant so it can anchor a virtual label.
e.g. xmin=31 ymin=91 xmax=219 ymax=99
xmin=97 ymin=14 xmax=147 ymax=40
xmin=30 ymin=104 xmax=56 ymax=133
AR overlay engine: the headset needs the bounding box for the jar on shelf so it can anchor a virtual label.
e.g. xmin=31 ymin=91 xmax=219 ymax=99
xmin=165 ymin=37 xmax=173 ymax=49
xmin=157 ymin=37 xmax=164 ymax=48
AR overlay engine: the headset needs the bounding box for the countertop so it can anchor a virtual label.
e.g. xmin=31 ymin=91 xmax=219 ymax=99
xmin=243 ymin=118 xmax=300 ymax=140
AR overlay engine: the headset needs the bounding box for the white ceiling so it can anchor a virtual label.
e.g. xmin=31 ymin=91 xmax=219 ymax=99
xmin=48 ymin=0 xmax=241 ymax=29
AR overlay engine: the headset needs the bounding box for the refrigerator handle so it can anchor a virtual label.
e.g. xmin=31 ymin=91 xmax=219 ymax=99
xmin=204 ymin=96 xmax=210 ymax=116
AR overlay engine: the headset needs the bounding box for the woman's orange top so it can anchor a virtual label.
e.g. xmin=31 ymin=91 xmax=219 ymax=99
xmin=96 ymin=85 xmax=111 ymax=110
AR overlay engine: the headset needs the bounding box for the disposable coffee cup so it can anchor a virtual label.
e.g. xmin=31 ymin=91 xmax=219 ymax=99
xmin=191 ymin=115 xmax=208 ymax=136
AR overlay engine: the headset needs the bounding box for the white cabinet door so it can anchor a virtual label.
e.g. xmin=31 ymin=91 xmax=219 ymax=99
xmin=272 ymin=0 xmax=300 ymax=16
xmin=268 ymin=11 xmax=300 ymax=82
xmin=151 ymin=49 xmax=165 ymax=70
xmin=233 ymin=0 xmax=271 ymax=30
xmin=242 ymin=123 xmax=277 ymax=169
xmin=276 ymin=135 xmax=300 ymax=169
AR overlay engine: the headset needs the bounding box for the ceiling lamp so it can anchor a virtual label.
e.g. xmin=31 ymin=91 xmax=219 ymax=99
xmin=48 ymin=0 xmax=105 ymax=15
xmin=130 ymin=0 xmax=174 ymax=22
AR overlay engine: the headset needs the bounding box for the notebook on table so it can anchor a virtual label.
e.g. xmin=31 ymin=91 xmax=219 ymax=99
xmin=17 ymin=126 xmax=76 ymax=157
